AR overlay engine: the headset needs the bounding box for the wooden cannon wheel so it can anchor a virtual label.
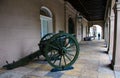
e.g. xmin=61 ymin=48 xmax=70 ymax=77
xmin=40 ymin=33 xmax=54 ymax=42
xmin=44 ymin=32 xmax=80 ymax=70
xmin=38 ymin=33 xmax=54 ymax=55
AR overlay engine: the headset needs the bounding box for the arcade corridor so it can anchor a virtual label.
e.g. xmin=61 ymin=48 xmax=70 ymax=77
xmin=1 ymin=0 xmax=120 ymax=78
xmin=0 ymin=40 xmax=119 ymax=78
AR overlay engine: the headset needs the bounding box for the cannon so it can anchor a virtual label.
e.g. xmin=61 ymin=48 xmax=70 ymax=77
xmin=3 ymin=31 xmax=80 ymax=71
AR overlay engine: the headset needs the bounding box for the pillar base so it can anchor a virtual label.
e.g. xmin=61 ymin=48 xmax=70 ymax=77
xmin=113 ymin=65 xmax=120 ymax=71
xmin=111 ymin=60 xmax=120 ymax=71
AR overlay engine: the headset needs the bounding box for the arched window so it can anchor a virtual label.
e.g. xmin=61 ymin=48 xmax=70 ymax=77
xmin=40 ymin=6 xmax=53 ymax=37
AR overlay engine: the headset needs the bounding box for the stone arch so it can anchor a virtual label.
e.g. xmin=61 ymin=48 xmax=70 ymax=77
xmin=89 ymin=25 xmax=103 ymax=39
xmin=88 ymin=21 xmax=104 ymax=38
xmin=89 ymin=21 xmax=104 ymax=28
xmin=40 ymin=6 xmax=53 ymax=17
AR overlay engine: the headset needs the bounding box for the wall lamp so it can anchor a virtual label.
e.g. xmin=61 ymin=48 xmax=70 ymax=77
xmin=77 ymin=15 xmax=83 ymax=22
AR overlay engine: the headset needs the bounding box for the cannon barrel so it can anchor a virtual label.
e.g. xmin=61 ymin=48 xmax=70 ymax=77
xmin=3 ymin=50 xmax=41 ymax=69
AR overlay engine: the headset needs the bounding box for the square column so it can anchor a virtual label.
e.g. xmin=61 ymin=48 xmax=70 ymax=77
xmin=112 ymin=2 xmax=120 ymax=71
xmin=109 ymin=15 xmax=115 ymax=60
xmin=104 ymin=22 xmax=109 ymax=48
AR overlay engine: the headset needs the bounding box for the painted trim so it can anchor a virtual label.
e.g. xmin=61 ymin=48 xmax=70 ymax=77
xmin=41 ymin=6 xmax=53 ymax=17
xmin=40 ymin=15 xmax=52 ymax=20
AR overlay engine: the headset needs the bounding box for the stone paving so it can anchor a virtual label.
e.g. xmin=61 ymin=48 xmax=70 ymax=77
xmin=0 ymin=40 xmax=118 ymax=78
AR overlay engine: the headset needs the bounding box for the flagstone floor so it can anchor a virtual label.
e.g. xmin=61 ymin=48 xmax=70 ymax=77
xmin=0 ymin=40 xmax=119 ymax=78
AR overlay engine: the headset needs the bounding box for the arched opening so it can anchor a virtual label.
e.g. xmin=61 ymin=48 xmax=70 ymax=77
xmin=89 ymin=25 xmax=102 ymax=40
xmin=40 ymin=6 xmax=53 ymax=37
xmin=68 ymin=18 xmax=75 ymax=34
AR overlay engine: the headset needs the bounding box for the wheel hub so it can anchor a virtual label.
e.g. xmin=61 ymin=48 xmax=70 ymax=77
xmin=59 ymin=47 xmax=67 ymax=55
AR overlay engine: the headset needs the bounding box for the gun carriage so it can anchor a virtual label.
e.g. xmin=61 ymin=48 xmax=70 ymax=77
xmin=3 ymin=32 xmax=80 ymax=71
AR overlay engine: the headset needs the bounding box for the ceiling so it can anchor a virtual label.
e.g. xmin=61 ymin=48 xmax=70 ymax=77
xmin=65 ymin=0 xmax=107 ymax=21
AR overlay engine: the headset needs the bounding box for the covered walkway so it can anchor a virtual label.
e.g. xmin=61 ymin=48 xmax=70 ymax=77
xmin=0 ymin=40 xmax=119 ymax=78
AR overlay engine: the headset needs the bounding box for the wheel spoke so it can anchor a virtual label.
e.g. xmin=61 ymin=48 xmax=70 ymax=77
xmin=61 ymin=36 xmax=67 ymax=47
xmin=49 ymin=51 xmax=53 ymax=59
xmin=67 ymin=52 xmax=75 ymax=57
xmin=59 ymin=56 xmax=62 ymax=67
xmin=66 ymin=45 xmax=76 ymax=53
xmin=53 ymin=55 xmax=60 ymax=64
xmin=66 ymin=49 xmax=75 ymax=53
xmin=66 ymin=44 xmax=74 ymax=49
xmin=65 ymin=39 xmax=71 ymax=47
xmin=65 ymin=54 xmax=72 ymax=61
xmin=49 ymin=51 xmax=58 ymax=60
xmin=53 ymin=59 xmax=57 ymax=64
xmin=52 ymin=53 xmax=59 ymax=59
xmin=63 ymin=55 xmax=67 ymax=65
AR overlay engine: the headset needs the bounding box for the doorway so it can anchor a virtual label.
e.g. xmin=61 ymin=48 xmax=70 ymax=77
xmin=68 ymin=18 xmax=75 ymax=34
xmin=89 ymin=25 xmax=102 ymax=40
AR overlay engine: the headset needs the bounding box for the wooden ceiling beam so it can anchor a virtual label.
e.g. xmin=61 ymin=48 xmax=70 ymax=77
xmin=66 ymin=0 xmax=107 ymax=21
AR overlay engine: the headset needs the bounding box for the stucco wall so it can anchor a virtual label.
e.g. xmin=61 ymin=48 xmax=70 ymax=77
xmin=82 ymin=18 xmax=88 ymax=39
xmin=40 ymin=0 xmax=65 ymax=33
xmin=0 ymin=0 xmax=88 ymax=66
xmin=76 ymin=17 xmax=88 ymax=41
xmin=0 ymin=0 xmax=41 ymax=66
xmin=0 ymin=0 xmax=65 ymax=66
xmin=76 ymin=21 xmax=82 ymax=42
xmin=64 ymin=2 xmax=89 ymax=42
xmin=65 ymin=2 xmax=77 ymax=33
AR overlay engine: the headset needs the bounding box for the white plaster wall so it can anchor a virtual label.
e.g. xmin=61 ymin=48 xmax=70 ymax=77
xmin=109 ymin=0 xmax=115 ymax=59
xmin=76 ymin=22 xmax=82 ymax=42
xmin=83 ymin=26 xmax=87 ymax=38
xmin=82 ymin=18 xmax=88 ymax=39
xmin=113 ymin=2 xmax=120 ymax=70
xmin=0 ymin=0 xmax=65 ymax=66
xmin=40 ymin=0 xmax=65 ymax=33
xmin=65 ymin=2 xmax=82 ymax=42
xmin=76 ymin=17 xmax=88 ymax=41
xmin=65 ymin=2 xmax=77 ymax=33
xmin=0 ymin=0 xmax=87 ymax=66
xmin=64 ymin=2 xmax=89 ymax=42
xmin=0 ymin=0 xmax=41 ymax=66
xmin=109 ymin=16 xmax=114 ymax=58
